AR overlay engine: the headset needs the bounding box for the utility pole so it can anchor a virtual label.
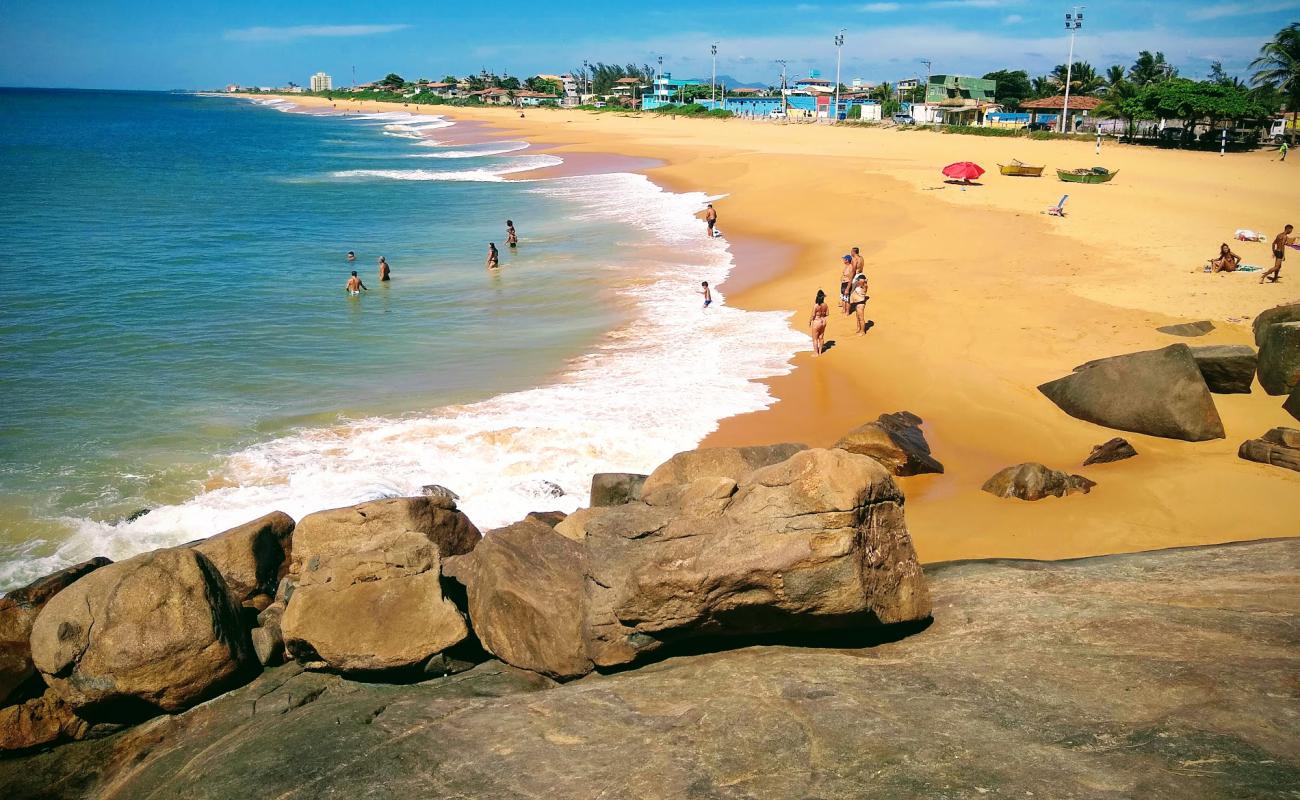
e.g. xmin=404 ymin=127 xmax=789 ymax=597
xmin=775 ymin=59 xmax=789 ymax=113
xmin=711 ymin=43 xmax=718 ymax=104
xmin=833 ymin=29 xmax=845 ymax=123
xmin=351 ymin=65 xmax=356 ymax=90
xmin=583 ymin=60 xmax=591 ymax=101
xmin=1060 ymin=7 xmax=1084 ymax=133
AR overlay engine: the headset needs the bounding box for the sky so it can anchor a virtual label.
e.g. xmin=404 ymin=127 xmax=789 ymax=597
xmin=0 ymin=0 xmax=1296 ymax=90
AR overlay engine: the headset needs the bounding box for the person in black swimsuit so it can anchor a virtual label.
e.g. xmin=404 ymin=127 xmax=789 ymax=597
xmin=1262 ymin=224 xmax=1294 ymax=284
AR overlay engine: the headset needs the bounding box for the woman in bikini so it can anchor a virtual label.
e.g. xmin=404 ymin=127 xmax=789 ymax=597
xmin=1209 ymin=243 xmax=1241 ymax=273
xmin=486 ymin=242 xmax=499 ymax=270
xmin=809 ymin=289 xmax=830 ymax=356
xmin=506 ymin=220 xmax=518 ymax=248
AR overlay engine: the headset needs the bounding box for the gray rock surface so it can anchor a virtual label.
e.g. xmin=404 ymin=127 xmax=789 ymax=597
xmin=0 ymin=557 xmax=111 ymax=707
xmin=187 ymin=511 xmax=294 ymax=604
xmin=1257 ymin=321 xmax=1300 ymax=396
xmin=1238 ymin=427 xmax=1300 ymax=473
xmin=639 ymin=443 xmax=807 ymax=506
xmin=1040 ymin=344 xmax=1225 ymax=441
xmin=982 ymin=462 xmax=1096 ymax=500
xmin=1082 ymin=437 xmax=1138 ymax=466
xmin=1190 ymin=344 xmax=1257 ymax=394
xmin=589 ymin=473 xmax=647 ymax=507
xmin=833 ymin=411 xmax=944 ymax=475
xmin=28 ymin=549 xmax=250 ymax=719
xmin=1252 ymin=301 xmax=1300 ymax=345
xmin=4 ymin=539 xmax=1296 ymax=800
xmin=1156 ymin=319 xmax=1214 ymax=337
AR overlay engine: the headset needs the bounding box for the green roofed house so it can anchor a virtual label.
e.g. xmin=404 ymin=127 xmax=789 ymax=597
xmin=911 ymin=74 xmax=1000 ymax=126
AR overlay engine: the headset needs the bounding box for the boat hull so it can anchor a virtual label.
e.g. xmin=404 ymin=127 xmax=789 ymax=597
xmin=1057 ymin=168 xmax=1118 ymax=184
xmin=998 ymin=164 xmax=1045 ymax=177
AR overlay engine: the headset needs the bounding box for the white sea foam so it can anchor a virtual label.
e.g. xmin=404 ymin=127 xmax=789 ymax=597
xmin=409 ymin=141 xmax=530 ymax=158
xmin=0 ymin=125 xmax=804 ymax=590
xmin=329 ymin=155 xmax=563 ymax=182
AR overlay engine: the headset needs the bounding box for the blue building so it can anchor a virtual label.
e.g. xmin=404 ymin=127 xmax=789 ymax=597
xmin=641 ymin=73 xmax=705 ymax=110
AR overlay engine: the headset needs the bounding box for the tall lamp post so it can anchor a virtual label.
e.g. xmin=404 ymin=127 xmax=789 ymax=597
xmin=711 ymin=43 xmax=718 ymax=104
xmin=775 ymin=59 xmax=789 ymax=113
xmin=1059 ymin=7 xmax=1084 ymax=133
xmin=833 ymin=29 xmax=845 ymax=123
xmin=583 ymin=59 xmax=591 ymax=102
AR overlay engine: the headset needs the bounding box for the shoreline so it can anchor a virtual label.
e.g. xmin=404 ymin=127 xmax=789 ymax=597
xmin=220 ymin=97 xmax=1300 ymax=562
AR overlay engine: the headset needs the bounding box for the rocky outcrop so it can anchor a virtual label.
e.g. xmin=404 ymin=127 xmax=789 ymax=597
xmin=0 ymin=690 xmax=87 ymax=752
xmin=1082 ymin=437 xmax=1137 ymax=466
xmin=1 ymin=558 xmax=111 ymax=707
xmin=1039 ymin=344 xmax=1225 ymax=441
xmin=982 ymin=463 xmax=1096 ymax=501
xmin=589 ymin=473 xmax=647 ymax=507
xmin=1238 ymin=427 xmax=1300 ymax=473
xmin=28 ymin=548 xmax=250 ymax=719
xmin=288 ymin=496 xmax=479 ymax=580
xmin=1252 ymin=301 xmax=1300 ymax=345
xmin=188 ymin=511 xmax=294 ymax=605
xmin=639 ymin=443 xmax=807 ymax=506
xmin=443 ymin=520 xmax=591 ymax=680
xmin=1156 ymin=320 xmax=1214 ymax=337
xmin=1257 ymin=321 xmax=1300 ymax=396
xmin=523 ymin=510 xmax=567 ymax=528
xmin=1189 ymin=344 xmax=1257 ymax=394
xmin=1285 ymin=386 xmax=1300 ymax=422
xmin=4 ymin=540 xmax=1295 ymax=800
xmin=281 ymin=534 xmax=468 ymax=674
xmin=833 ymin=411 xmax=944 ymax=475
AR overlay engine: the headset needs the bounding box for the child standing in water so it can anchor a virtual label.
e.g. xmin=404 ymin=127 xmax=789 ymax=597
xmin=700 ymin=281 xmax=712 ymax=308
xmin=506 ymin=220 xmax=518 ymax=248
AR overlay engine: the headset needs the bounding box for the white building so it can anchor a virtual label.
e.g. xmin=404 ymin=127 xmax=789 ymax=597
xmin=310 ymin=72 xmax=332 ymax=92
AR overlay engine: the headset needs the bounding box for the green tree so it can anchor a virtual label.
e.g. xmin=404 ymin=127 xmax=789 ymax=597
xmin=1030 ymin=75 xmax=1054 ymax=98
xmin=526 ymin=76 xmax=563 ymax=95
xmin=1050 ymin=62 xmax=1103 ymax=95
xmin=1250 ymin=22 xmax=1300 ymax=144
xmin=496 ymin=75 xmax=521 ymax=90
xmin=441 ymin=75 xmax=459 ymax=85
xmin=1138 ymin=78 xmax=1268 ymax=145
xmin=1096 ymin=79 xmax=1149 ymax=138
xmin=378 ymin=73 xmax=406 ymax=90
xmin=1103 ymin=64 xmax=1126 ymax=92
xmin=982 ymin=69 xmax=1031 ymax=109
xmin=1129 ymin=51 xmax=1177 ymax=86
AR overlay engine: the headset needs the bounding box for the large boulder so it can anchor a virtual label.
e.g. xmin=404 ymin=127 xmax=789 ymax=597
xmin=1156 ymin=320 xmax=1214 ymax=337
xmin=833 ymin=411 xmax=944 ymax=475
xmin=29 ymin=549 xmax=250 ymax=718
xmin=982 ymin=463 xmax=1096 ymax=501
xmin=1257 ymin=321 xmax=1300 ymax=396
xmin=443 ymin=519 xmax=591 ymax=680
xmin=1238 ymin=428 xmax=1300 ymax=473
xmin=1190 ymin=345 xmax=1257 ymax=394
xmin=1082 ymin=438 xmax=1137 ymax=466
xmin=1285 ymin=386 xmax=1300 ymax=422
xmin=1039 ymin=344 xmax=1225 ymax=441
xmin=639 ymin=443 xmax=807 ymax=505
xmin=0 ymin=689 xmax=88 ymax=752
xmin=584 ymin=448 xmax=931 ymax=669
xmin=188 ymin=511 xmax=294 ymax=604
xmin=1252 ymin=301 xmax=1300 ymax=345
xmin=289 ymin=496 xmax=479 ymax=580
xmin=281 ymin=531 xmax=468 ymax=674
xmin=589 ymin=473 xmax=647 ymax=507
xmin=0 ymin=557 xmax=111 ymax=707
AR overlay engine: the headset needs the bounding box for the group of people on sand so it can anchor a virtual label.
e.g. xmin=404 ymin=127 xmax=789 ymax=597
xmin=1207 ymin=224 xmax=1294 ymax=284
xmin=809 ymin=246 xmax=871 ymax=356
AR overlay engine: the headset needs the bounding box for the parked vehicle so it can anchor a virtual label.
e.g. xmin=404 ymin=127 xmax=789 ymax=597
xmin=769 ymin=109 xmax=787 ymax=119
xmin=891 ymin=113 xmax=915 ymax=125
xmin=1023 ymin=122 xmax=1053 ymax=132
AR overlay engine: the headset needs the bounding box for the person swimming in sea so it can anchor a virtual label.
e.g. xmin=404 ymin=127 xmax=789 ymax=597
xmin=506 ymin=220 xmax=518 ymax=249
xmin=486 ymin=242 xmax=500 ymax=270
xmin=378 ymin=256 xmax=391 ymax=282
xmin=700 ymin=281 xmax=712 ymax=308
xmin=346 ymin=251 xmax=356 ymax=263
xmin=346 ymin=271 xmax=368 ymax=295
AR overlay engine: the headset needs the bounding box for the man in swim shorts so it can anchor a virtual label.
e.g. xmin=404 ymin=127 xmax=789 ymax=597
xmin=1262 ymin=224 xmax=1294 ymax=284
xmin=704 ymin=204 xmax=718 ymax=238
xmin=839 ymin=255 xmax=854 ymax=314
xmin=346 ymin=271 xmax=368 ymax=294
xmin=851 ymin=246 xmax=864 ymax=275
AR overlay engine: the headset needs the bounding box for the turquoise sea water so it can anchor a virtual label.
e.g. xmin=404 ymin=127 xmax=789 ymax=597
xmin=0 ymin=89 xmax=804 ymax=589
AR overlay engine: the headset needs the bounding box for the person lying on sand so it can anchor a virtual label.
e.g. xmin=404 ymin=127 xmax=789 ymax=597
xmin=1261 ymin=224 xmax=1294 ymax=284
xmin=1209 ymin=243 xmax=1241 ymax=273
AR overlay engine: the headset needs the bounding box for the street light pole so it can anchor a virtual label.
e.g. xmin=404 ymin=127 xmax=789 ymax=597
xmin=711 ymin=43 xmax=718 ymax=104
xmin=833 ymin=29 xmax=845 ymax=123
xmin=1060 ymin=7 xmax=1084 ymax=133
xmin=775 ymin=59 xmax=788 ymax=113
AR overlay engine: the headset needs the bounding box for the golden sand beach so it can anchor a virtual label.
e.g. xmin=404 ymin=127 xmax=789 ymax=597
xmin=275 ymin=95 xmax=1299 ymax=563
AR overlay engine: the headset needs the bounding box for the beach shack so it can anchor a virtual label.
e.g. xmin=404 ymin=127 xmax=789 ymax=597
xmin=1019 ymin=95 xmax=1102 ymax=133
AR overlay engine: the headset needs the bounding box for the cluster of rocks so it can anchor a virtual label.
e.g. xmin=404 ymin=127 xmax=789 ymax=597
xmin=0 ymin=435 xmax=936 ymax=753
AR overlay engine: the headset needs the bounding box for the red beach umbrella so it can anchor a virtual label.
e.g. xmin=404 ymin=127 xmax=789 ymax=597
xmin=942 ymin=161 xmax=985 ymax=182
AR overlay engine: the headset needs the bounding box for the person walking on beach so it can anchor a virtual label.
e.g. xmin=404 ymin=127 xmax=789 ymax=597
xmin=809 ymin=290 xmax=830 ymax=356
xmin=486 ymin=242 xmax=500 ymax=270
xmin=700 ymin=281 xmax=712 ymax=308
xmin=1262 ymin=224 xmax=1294 ymax=284
xmin=1280 ymin=141 xmax=1289 ymax=162
xmin=839 ymin=255 xmax=855 ymax=315
xmin=506 ymin=220 xmax=518 ymax=249
xmin=378 ymin=256 xmax=391 ymax=282
xmin=704 ymin=204 xmax=718 ymax=238
xmin=346 ymin=271 xmax=368 ymax=295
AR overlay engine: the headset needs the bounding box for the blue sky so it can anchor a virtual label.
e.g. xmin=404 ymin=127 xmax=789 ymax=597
xmin=0 ymin=0 xmax=1295 ymax=90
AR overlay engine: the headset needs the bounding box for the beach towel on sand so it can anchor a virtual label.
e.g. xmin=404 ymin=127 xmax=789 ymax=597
xmin=1235 ymin=229 xmax=1265 ymax=242
xmin=1203 ymin=264 xmax=1261 ymax=272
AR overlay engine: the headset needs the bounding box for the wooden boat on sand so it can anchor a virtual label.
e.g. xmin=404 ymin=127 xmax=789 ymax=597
xmin=1057 ymin=167 xmax=1119 ymax=184
xmin=998 ymin=159 xmax=1045 ymax=177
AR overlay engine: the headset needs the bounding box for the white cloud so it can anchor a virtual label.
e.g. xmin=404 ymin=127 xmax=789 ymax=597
xmin=223 ymin=24 xmax=412 ymax=43
xmin=927 ymin=0 xmax=1019 ymax=7
xmin=1186 ymin=1 xmax=1300 ymax=20
xmin=860 ymin=2 xmax=901 ymax=10
xmin=1002 ymin=13 xmax=1024 ymax=24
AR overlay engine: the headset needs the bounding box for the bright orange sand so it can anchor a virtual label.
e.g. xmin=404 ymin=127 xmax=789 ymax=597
xmin=272 ymin=96 xmax=1300 ymax=562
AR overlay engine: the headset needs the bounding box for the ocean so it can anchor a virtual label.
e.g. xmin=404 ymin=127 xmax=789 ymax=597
xmin=0 ymin=89 xmax=804 ymax=590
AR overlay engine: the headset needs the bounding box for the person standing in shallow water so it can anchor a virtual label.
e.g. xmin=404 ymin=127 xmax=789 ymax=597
xmin=378 ymin=256 xmax=391 ymax=282
xmin=486 ymin=242 xmax=500 ymax=270
xmin=346 ymin=271 xmax=367 ymax=295
xmin=700 ymin=281 xmax=712 ymax=308
xmin=703 ymin=204 xmax=718 ymax=238
xmin=506 ymin=220 xmax=518 ymax=248
xmin=809 ymin=289 xmax=829 ymax=356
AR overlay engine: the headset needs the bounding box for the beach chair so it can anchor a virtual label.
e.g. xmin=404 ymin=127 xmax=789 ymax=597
xmin=1046 ymin=194 xmax=1068 ymax=216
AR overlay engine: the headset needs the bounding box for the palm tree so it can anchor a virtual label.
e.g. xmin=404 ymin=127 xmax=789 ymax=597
xmin=1129 ymin=51 xmax=1177 ymax=87
xmin=1103 ymin=64 xmax=1125 ymax=93
xmin=1049 ymin=62 xmax=1103 ymax=96
xmin=1250 ymin=22 xmax=1300 ymax=144
xmin=1096 ymin=78 xmax=1144 ymax=139
xmin=1030 ymin=76 xmax=1054 ymax=98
